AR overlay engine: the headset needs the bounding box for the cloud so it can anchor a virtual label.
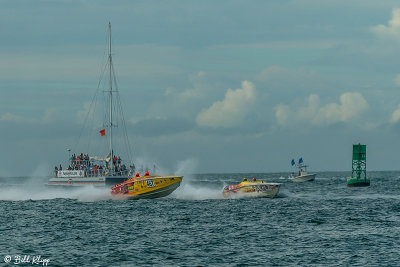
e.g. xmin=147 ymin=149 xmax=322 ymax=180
xmin=276 ymin=92 xmax=369 ymax=126
xmin=177 ymin=72 xmax=208 ymax=100
xmin=394 ymin=74 xmax=400 ymax=86
xmin=257 ymin=66 xmax=288 ymax=80
xmin=275 ymin=104 xmax=290 ymax=125
xmin=371 ymin=8 xmax=400 ymax=39
xmin=1 ymin=108 xmax=56 ymax=124
xmin=1 ymin=112 xmax=25 ymax=123
xmin=164 ymin=87 xmax=174 ymax=96
xmin=390 ymin=104 xmax=400 ymax=124
xmin=196 ymin=80 xmax=256 ymax=128
xmin=42 ymin=108 xmax=56 ymax=124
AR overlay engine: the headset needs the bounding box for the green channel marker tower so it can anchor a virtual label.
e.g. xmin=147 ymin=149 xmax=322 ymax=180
xmin=346 ymin=143 xmax=370 ymax=187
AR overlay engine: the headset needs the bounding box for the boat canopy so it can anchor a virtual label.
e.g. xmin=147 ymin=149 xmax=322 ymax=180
xmin=90 ymin=152 xmax=111 ymax=162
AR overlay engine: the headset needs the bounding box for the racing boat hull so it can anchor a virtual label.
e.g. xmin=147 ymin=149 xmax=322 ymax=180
xmin=111 ymin=175 xmax=183 ymax=200
xmin=223 ymin=180 xmax=281 ymax=198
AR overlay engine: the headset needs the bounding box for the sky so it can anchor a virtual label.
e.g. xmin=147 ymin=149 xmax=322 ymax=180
xmin=2 ymin=0 xmax=400 ymax=176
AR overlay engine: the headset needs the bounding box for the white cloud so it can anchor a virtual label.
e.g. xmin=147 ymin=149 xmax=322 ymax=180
xmin=1 ymin=112 xmax=25 ymax=122
xmin=178 ymin=72 xmax=208 ymax=100
xmin=164 ymin=87 xmax=174 ymax=96
xmin=210 ymin=40 xmax=350 ymax=50
xmin=390 ymin=104 xmax=400 ymax=124
xmin=318 ymin=93 xmax=368 ymax=124
xmin=42 ymin=108 xmax=56 ymax=124
xmin=276 ymin=92 xmax=369 ymax=126
xmin=275 ymin=104 xmax=290 ymax=125
xmin=371 ymin=8 xmax=400 ymax=39
xmin=394 ymin=74 xmax=400 ymax=86
xmin=1 ymin=108 xmax=56 ymax=124
xmin=179 ymin=88 xmax=201 ymax=99
xmin=196 ymin=80 xmax=256 ymax=128
xmin=257 ymin=66 xmax=288 ymax=80
xmin=298 ymin=94 xmax=320 ymax=122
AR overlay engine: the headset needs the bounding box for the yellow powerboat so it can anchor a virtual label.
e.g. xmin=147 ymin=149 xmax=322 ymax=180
xmin=111 ymin=172 xmax=183 ymax=200
xmin=223 ymin=178 xmax=281 ymax=198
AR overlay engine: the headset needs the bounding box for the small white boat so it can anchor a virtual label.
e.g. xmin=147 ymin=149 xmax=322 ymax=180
xmin=289 ymin=158 xmax=316 ymax=182
xmin=290 ymin=172 xmax=316 ymax=182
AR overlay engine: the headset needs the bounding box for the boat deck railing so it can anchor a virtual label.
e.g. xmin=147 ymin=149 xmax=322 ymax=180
xmin=54 ymin=157 xmax=134 ymax=178
xmin=54 ymin=168 xmax=132 ymax=178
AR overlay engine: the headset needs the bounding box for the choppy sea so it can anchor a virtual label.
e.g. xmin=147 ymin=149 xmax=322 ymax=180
xmin=0 ymin=171 xmax=399 ymax=266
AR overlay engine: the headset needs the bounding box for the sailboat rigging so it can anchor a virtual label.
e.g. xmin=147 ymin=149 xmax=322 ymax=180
xmin=48 ymin=22 xmax=134 ymax=186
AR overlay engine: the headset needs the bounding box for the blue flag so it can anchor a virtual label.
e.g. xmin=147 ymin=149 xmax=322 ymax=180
xmin=291 ymin=159 xmax=295 ymax=166
xmin=299 ymin=157 xmax=303 ymax=164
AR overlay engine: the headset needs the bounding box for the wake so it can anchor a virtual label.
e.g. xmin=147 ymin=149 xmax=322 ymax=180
xmin=172 ymin=182 xmax=224 ymax=200
xmin=0 ymin=184 xmax=111 ymax=202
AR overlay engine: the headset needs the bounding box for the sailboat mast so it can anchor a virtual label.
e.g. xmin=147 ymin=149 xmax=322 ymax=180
xmin=108 ymin=22 xmax=114 ymax=173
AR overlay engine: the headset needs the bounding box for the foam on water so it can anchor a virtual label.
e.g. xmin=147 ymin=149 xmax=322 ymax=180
xmin=0 ymin=162 xmax=111 ymax=202
xmin=277 ymin=188 xmax=291 ymax=198
xmin=172 ymin=182 xmax=224 ymax=200
xmin=0 ymin=182 xmax=111 ymax=202
xmin=170 ymin=158 xmax=225 ymax=200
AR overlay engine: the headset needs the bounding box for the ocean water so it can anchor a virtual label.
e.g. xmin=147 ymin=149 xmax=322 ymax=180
xmin=0 ymin=172 xmax=399 ymax=266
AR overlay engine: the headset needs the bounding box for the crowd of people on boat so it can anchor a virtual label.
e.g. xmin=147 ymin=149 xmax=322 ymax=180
xmin=111 ymin=157 xmax=125 ymax=176
xmin=69 ymin=153 xmax=91 ymax=169
xmin=54 ymin=153 xmax=133 ymax=177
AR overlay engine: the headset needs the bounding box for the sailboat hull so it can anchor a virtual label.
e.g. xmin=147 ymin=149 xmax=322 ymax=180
xmin=47 ymin=175 xmax=131 ymax=187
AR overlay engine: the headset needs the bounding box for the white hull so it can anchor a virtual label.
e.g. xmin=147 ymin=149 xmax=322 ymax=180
xmin=290 ymin=173 xmax=316 ymax=182
xmin=47 ymin=175 xmax=130 ymax=187
xmin=48 ymin=177 xmax=105 ymax=186
xmin=238 ymin=187 xmax=280 ymax=198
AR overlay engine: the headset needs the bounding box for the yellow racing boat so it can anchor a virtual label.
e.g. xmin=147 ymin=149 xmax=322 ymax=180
xmin=111 ymin=172 xmax=183 ymax=200
xmin=223 ymin=178 xmax=281 ymax=198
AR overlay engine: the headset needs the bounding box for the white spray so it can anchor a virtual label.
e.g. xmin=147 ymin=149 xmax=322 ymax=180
xmin=171 ymin=158 xmax=224 ymax=200
xmin=0 ymin=163 xmax=111 ymax=202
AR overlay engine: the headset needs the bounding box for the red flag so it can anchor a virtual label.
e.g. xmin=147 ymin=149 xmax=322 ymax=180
xmin=99 ymin=129 xmax=105 ymax=136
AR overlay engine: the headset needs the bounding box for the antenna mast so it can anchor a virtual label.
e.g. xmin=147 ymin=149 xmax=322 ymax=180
xmin=108 ymin=22 xmax=114 ymax=173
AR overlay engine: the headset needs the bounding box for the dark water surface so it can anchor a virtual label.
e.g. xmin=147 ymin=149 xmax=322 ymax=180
xmin=0 ymin=172 xmax=399 ymax=266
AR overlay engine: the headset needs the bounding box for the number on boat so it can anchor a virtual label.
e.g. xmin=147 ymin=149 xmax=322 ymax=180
xmin=146 ymin=180 xmax=155 ymax=188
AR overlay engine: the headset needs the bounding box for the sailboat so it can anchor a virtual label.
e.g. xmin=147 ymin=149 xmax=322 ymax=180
xmin=289 ymin=157 xmax=316 ymax=182
xmin=48 ymin=23 xmax=183 ymax=192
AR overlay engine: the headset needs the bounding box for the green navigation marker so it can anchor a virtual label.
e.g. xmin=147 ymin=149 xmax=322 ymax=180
xmin=346 ymin=143 xmax=370 ymax=187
